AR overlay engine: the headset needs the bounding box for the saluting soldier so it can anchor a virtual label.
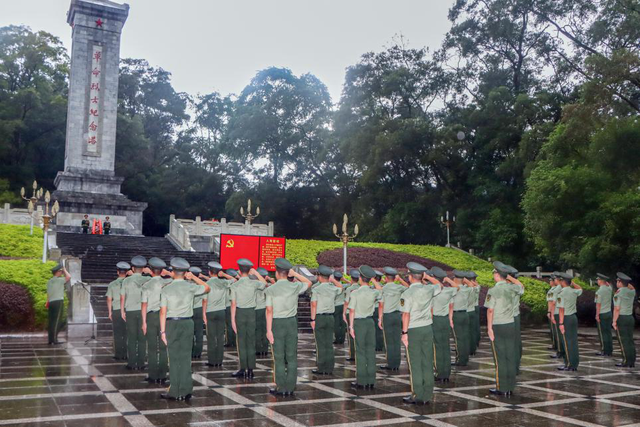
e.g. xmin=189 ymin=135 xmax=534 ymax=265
xmin=343 ymin=269 xmax=361 ymax=361
xmin=400 ymin=263 xmax=441 ymax=405
xmin=265 ymin=258 xmax=312 ymax=396
xmin=190 ymin=266 xmax=205 ymax=359
xmin=46 ymin=264 xmax=70 ymax=345
xmin=557 ymin=272 xmax=582 ymax=371
xmin=374 ymin=266 xmax=408 ymax=371
xmin=485 ymin=261 xmax=522 ymax=396
xmin=372 ymin=270 xmax=385 ymax=352
xmin=107 ymin=262 xmax=129 ymax=359
xmin=430 ymin=266 xmax=456 ymax=382
xmin=613 ymin=272 xmax=636 ymax=368
xmin=464 ymin=272 xmax=480 ymax=356
xmin=121 ymin=256 xmax=151 ymax=370
xmin=141 ymin=257 xmax=170 ymax=384
xmin=595 ymin=273 xmax=614 ymax=357
xmin=225 ymin=269 xmax=238 ymax=347
xmin=508 ymin=265 xmax=524 ymax=374
xmin=310 ymin=265 xmax=343 ymax=375
xmin=471 ymin=272 xmax=481 ymax=352
xmin=255 ymin=267 xmax=271 ymax=357
xmin=333 ymin=271 xmax=347 ymax=345
xmin=204 ymin=262 xmax=235 ymax=367
xmin=231 ymin=259 xmax=267 ymax=378
xmin=550 ymin=272 xmax=565 ymax=360
xmin=348 ymin=265 xmax=382 ymax=389
xmin=450 ymin=270 xmax=472 ymax=367
xmin=159 ymin=258 xmax=211 ymax=401
xmin=546 ymin=274 xmax=559 ymax=353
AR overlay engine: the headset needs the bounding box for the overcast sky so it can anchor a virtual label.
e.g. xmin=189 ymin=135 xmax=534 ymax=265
xmin=2 ymin=0 xmax=455 ymax=103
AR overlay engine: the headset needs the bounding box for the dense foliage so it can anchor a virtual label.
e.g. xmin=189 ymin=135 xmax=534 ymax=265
xmin=0 ymin=282 xmax=35 ymax=330
xmin=0 ymin=224 xmax=44 ymax=258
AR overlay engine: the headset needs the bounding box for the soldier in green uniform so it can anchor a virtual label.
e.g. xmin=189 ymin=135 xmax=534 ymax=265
xmin=374 ymin=266 xmax=407 ymax=371
xmin=121 ymin=256 xmax=151 ymax=370
xmin=613 ymin=272 xmax=636 ymax=368
xmin=141 ymin=257 xmax=170 ymax=383
xmin=103 ymin=216 xmax=111 ymax=235
xmin=485 ymin=261 xmax=522 ymax=396
xmin=190 ymin=266 xmax=206 ymax=359
xmin=231 ymin=259 xmax=267 ymax=378
xmin=81 ymin=214 xmax=90 ymax=234
xmin=506 ymin=265 xmax=524 ymax=374
xmin=449 ymin=270 xmax=472 ymax=366
xmin=348 ymin=265 xmax=382 ymax=389
xmin=310 ymin=265 xmax=343 ymax=375
xmin=557 ymin=272 xmax=582 ymax=371
xmin=266 ymin=258 xmax=312 ymax=395
xmin=471 ymin=272 xmax=481 ymax=352
xmin=225 ymin=268 xmax=238 ymax=347
xmin=595 ymin=273 xmax=614 ymax=357
xmin=204 ymin=262 xmax=235 ymax=367
xmin=159 ymin=258 xmax=211 ymax=401
xmin=333 ymin=271 xmax=347 ymax=345
xmin=107 ymin=262 xmax=130 ymax=359
xmin=372 ymin=270 xmax=385 ymax=352
xmin=464 ymin=272 xmax=480 ymax=356
xmin=255 ymin=267 xmax=272 ymax=357
xmin=400 ymin=262 xmax=441 ymax=405
xmin=546 ymin=274 xmax=558 ymax=353
xmin=550 ymin=272 xmax=565 ymax=360
xmin=46 ymin=264 xmax=70 ymax=345
xmin=343 ymin=269 xmax=361 ymax=361
xmin=430 ymin=266 xmax=456 ymax=382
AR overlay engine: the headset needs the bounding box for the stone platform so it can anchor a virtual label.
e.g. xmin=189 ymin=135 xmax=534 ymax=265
xmin=0 ymin=327 xmax=639 ymax=426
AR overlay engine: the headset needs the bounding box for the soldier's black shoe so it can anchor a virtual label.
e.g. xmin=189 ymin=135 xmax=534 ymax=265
xmin=548 ymin=346 xmax=555 ymax=350
xmin=312 ymin=369 xmax=328 ymax=375
xmin=549 ymin=354 xmax=559 ymax=359
xmin=595 ymin=352 xmax=605 ymax=356
xmin=379 ymin=365 xmax=399 ymax=371
xmin=126 ymin=365 xmax=135 ymax=370
xmin=350 ymin=382 xmax=365 ymax=390
xmin=144 ymin=377 xmax=154 ymax=382
xmin=442 ymin=378 xmax=450 ymax=383
xmin=557 ymin=366 xmax=566 ymax=371
xmin=489 ymin=388 xmax=505 ymax=396
xmin=616 ymin=363 xmax=629 ymax=367
xmin=346 ymin=357 xmax=355 ymax=362
xmin=269 ymin=388 xmax=286 ymax=396
xmin=364 ymin=384 xmax=375 ymax=389
xmin=206 ymin=363 xmax=220 ymax=367
xmin=505 ymin=391 xmax=513 ymax=396
xmin=232 ymin=369 xmax=246 ymax=378
xmin=160 ymin=393 xmax=177 ymax=400
xmin=184 ymin=394 xmax=192 ymax=400
xmin=565 ymin=367 xmax=577 ymax=371
xmin=156 ymin=378 xmax=168 ymax=384
xmin=247 ymin=369 xmax=254 ymax=378
xmin=402 ymin=396 xmax=426 ymax=405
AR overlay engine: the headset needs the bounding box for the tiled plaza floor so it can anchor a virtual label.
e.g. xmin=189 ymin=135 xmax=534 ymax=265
xmin=1 ymin=327 xmax=639 ymax=426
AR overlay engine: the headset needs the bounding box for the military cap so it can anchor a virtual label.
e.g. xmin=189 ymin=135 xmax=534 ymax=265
xmin=333 ymin=271 xmax=343 ymax=280
xmin=237 ymin=258 xmax=254 ymax=268
xmin=116 ymin=261 xmax=131 ymax=271
xmin=359 ymin=265 xmax=376 ymax=280
xmin=170 ymin=257 xmax=190 ymax=271
xmin=407 ymin=262 xmax=428 ymax=274
xmin=207 ymin=261 xmax=223 ymax=271
xmin=467 ymin=271 xmax=478 ymax=280
xmin=596 ymin=273 xmax=610 ymax=281
xmin=453 ymin=269 xmax=467 ymax=278
xmin=226 ymin=268 xmax=238 ymax=277
xmin=51 ymin=263 xmax=63 ymax=273
xmin=549 ymin=272 xmax=557 ymax=279
xmin=148 ymin=257 xmax=166 ymax=269
xmin=558 ymin=272 xmax=573 ymax=281
xmin=383 ymin=267 xmax=398 ymax=276
xmin=505 ymin=265 xmax=519 ymax=276
xmin=317 ymin=265 xmax=334 ymax=277
xmin=256 ymin=267 xmax=269 ymax=276
xmin=131 ymin=255 xmax=147 ymax=268
xmin=189 ymin=266 xmax=202 ymax=275
xmin=430 ymin=266 xmax=448 ymax=280
xmin=492 ymin=261 xmax=510 ymax=276
xmin=275 ymin=257 xmax=293 ymax=271
xmin=617 ymin=272 xmax=632 ymax=283
xmin=349 ymin=269 xmax=361 ymax=280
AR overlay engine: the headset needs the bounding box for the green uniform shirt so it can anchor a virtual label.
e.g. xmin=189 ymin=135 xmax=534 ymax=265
xmin=348 ymin=286 xmax=382 ymax=319
xmin=160 ymin=279 xmax=207 ymax=318
xmin=205 ymin=278 xmax=231 ymax=312
xmin=265 ymin=279 xmax=307 ymax=318
xmin=484 ymin=281 xmax=516 ymax=325
xmin=334 ymin=283 xmax=346 ymax=306
xmin=453 ymin=285 xmax=472 ymax=311
xmin=400 ymin=283 xmax=441 ymax=328
xmin=106 ymin=277 xmax=124 ymax=310
xmin=546 ymin=287 xmax=555 ymax=303
xmin=311 ymin=282 xmax=342 ymax=314
xmin=614 ymin=287 xmax=635 ymax=316
xmin=255 ymin=288 xmax=267 ymax=310
xmin=511 ymin=283 xmax=524 ymax=317
xmin=121 ymin=273 xmax=150 ymax=311
xmin=344 ymin=283 xmax=360 ymax=305
xmin=466 ymin=286 xmax=478 ymax=312
xmin=47 ymin=277 xmax=67 ymax=302
xmin=381 ymin=282 xmax=406 ymax=313
xmin=557 ymin=286 xmax=582 ymax=316
xmin=193 ymin=290 xmax=206 ymax=310
xmin=595 ymin=285 xmax=613 ymax=314
xmin=551 ymin=285 xmax=563 ymax=315
xmin=231 ymin=276 xmax=266 ymax=309
xmin=141 ymin=276 xmax=168 ymax=312
xmin=433 ymin=286 xmax=457 ymax=317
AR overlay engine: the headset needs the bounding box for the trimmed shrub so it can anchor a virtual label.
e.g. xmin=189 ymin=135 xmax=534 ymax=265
xmin=0 ymin=224 xmax=44 ymax=258
xmin=0 ymin=282 xmax=35 ymax=330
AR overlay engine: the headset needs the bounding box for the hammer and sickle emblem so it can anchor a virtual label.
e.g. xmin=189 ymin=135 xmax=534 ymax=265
xmin=226 ymin=239 xmax=235 ymax=248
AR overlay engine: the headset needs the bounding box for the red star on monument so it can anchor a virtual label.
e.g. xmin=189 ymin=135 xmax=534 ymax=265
xmin=95 ymin=18 xmax=103 ymax=28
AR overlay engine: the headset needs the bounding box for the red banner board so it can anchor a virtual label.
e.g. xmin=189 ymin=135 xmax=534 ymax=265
xmin=259 ymin=236 xmax=286 ymax=271
xmin=219 ymin=234 xmax=286 ymax=272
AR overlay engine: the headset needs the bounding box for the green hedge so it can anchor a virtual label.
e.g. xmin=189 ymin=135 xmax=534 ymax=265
xmin=0 ymin=224 xmax=44 ymax=258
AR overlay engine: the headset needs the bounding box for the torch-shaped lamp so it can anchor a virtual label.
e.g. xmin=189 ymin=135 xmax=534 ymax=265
xmin=240 ymin=199 xmax=260 ymax=224
xmin=440 ymin=211 xmax=456 ymax=248
xmin=20 ymin=180 xmax=43 ymax=235
xmin=41 ymin=191 xmax=59 ymax=263
xmin=333 ymin=214 xmax=359 ymax=275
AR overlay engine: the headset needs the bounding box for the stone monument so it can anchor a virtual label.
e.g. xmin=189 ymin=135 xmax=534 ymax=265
xmin=53 ymin=0 xmax=146 ymax=235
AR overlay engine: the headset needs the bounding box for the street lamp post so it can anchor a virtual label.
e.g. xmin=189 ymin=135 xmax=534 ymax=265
xmin=41 ymin=191 xmax=59 ymax=263
xmin=20 ymin=181 xmax=43 ymax=235
xmin=333 ymin=214 xmax=359 ymax=275
xmin=240 ymin=199 xmax=260 ymax=224
xmin=440 ymin=211 xmax=456 ymax=248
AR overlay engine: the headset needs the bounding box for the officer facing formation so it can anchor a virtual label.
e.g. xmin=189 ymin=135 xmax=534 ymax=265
xmin=374 ymin=266 xmax=408 ymax=371
xmin=557 ymin=272 xmax=583 ymax=371
xmin=595 ymin=273 xmax=614 ymax=357
xmin=430 ymin=266 xmax=456 ymax=382
xmin=333 ymin=271 xmax=347 ymax=345
xmin=46 ymin=264 xmax=70 ymax=345
xmin=190 ymin=266 xmax=206 ymax=359
xmin=449 ymin=270 xmax=472 ymax=367
xmin=204 ymin=262 xmax=236 ymax=367
xmin=141 ymin=257 xmax=170 ymax=383
xmin=106 ymin=262 xmax=129 ymax=359
xmin=343 ymin=269 xmax=361 ymax=361
xmin=613 ymin=272 xmax=636 ymax=368
xmin=121 ymin=256 xmax=151 ymax=370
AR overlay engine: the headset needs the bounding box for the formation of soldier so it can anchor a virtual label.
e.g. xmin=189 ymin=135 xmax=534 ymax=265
xmin=47 ymin=256 xmax=638 ymax=404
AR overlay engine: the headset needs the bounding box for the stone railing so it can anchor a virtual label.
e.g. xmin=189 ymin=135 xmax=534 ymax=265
xmin=166 ymin=215 xmax=274 ymax=252
xmin=0 ymin=203 xmax=42 ymax=226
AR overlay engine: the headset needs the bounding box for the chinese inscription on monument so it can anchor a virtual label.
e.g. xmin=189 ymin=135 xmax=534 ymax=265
xmin=86 ymin=44 xmax=102 ymax=153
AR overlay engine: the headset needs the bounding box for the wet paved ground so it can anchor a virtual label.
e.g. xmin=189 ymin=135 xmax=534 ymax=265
xmin=0 ymin=327 xmax=639 ymax=427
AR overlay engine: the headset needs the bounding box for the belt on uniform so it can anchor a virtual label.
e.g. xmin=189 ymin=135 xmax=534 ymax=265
xmin=454 ymin=310 xmax=467 ymax=312
xmin=316 ymin=313 xmax=333 ymax=316
xmin=355 ymin=316 xmax=373 ymax=320
xmin=148 ymin=310 xmax=159 ymax=313
xmin=167 ymin=317 xmax=192 ymax=321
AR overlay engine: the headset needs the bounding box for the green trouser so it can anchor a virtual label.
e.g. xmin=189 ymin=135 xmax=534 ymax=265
xmin=112 ymin=310 xmax=128 ymax=359
xmin=272 ymin=316 xmax=299 ymax=393
xmin=452 ymin=311 xmax=469 ymax=365
xmin=236 ymin=308 xmax=256 ymax=370
xmin=514 ymin=315 xmax=522 ymax=373
xmin=467 ymin=310 xmax=477 ymax=355
xmin=617 ymin=315 xmax=636 ymax=367
xmin=146 ymin=311 xmax=168 ymax=380
xmin=407 ymin=325 xmax=434 ymax=403
xmin=206 ymin=310 xmax=225 ymax=364
xmin=225 ymin=306 xmax=236 ymax=347
xmin=383 ymin=311 xmax=402 ymax=369
xmin=125 ymin=310 xmax=146 ymax=369
xmin=433 ymin=315 xmax=452 ymax=380
xmin=255 ymin=308 xmax=268 ymax=354
xmin=598 ymin=311 xmax=613 ymax=356
xmin=314 ymin=314 xmax=335 ymax=373
xmin=561 ymin=313 xmax=579 ymax=369
xmin=554 ymin=314 xmax=564 ymax=357
xmin=373 ymin=309 xmax=384 ymax=351
xmin=166 ymin=319 xmax=194 ymax=398
xmin=348 ymin=321 xmax=356 ymax=359
xmin=48 ymin=300 xmax=63 ymax=344
xmin=475 ymin=307 xmax=481 ymax=347
xmin=549 ymin=315 xmax=558 ymax=350
xmin=334 ymin=305 xmax=346 ymax=344
xmin=192 ymin=310 xmax=204 ymax=358
xmin=491 ymin=322 xmax=516 ymax=392
xmin=354 ymin=317 xmax=376 ymax=386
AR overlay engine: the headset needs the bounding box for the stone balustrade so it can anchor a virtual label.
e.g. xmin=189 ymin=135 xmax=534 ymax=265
xmin=0 ymin=203 xmax=42 ymax=226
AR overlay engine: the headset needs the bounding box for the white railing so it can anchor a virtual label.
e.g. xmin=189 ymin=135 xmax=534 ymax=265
xmin=168 ymin=216 xmax=194 ymax=251
xmin=0 ymin=203 xmax=42 ymax=226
